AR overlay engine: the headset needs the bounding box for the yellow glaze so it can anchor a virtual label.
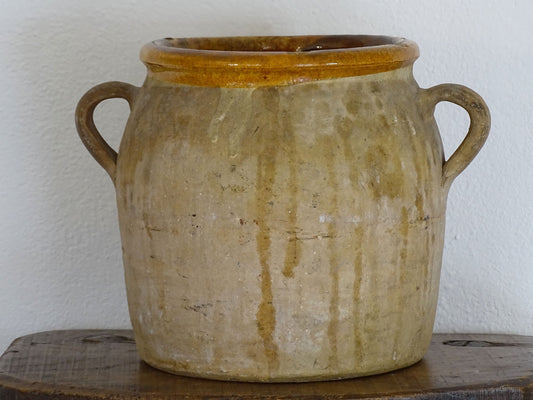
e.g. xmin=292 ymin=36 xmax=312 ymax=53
xmin=140 ymin=35 xmax=419 ymax=87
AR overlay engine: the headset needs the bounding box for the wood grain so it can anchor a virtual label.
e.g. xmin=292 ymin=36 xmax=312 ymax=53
xmin=0 ymin=330 xmax=532 ymax=399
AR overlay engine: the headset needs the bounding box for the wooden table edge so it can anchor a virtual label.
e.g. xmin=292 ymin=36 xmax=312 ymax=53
xmin=1 ymin=330 xmax=533 ymax=400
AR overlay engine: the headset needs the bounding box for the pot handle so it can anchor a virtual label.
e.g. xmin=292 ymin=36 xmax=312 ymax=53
xmin=75 ymin=81 xmax=139 ymax=185
xmin=423 ymin=84 xmax=490 ymax=188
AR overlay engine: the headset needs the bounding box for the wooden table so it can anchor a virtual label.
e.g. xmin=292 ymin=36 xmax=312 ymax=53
xmin=0 ymin=330 xmax=532 ymax=399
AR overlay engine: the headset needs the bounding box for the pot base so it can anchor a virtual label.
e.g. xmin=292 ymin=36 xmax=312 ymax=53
xmin=140 ymin=352 xmax=426 ymax=383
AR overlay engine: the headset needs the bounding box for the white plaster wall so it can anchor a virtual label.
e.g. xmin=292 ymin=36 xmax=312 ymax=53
xmin=1 ymin=0 xmax=531 ymax=352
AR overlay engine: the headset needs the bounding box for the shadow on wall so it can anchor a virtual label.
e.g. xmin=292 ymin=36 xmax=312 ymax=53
xmin=4 ymin=5 xmax=290 ymax=336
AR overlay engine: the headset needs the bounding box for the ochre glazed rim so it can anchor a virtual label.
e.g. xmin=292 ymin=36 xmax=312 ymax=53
xmin=140 ymin=35 xmax=419 ymax=87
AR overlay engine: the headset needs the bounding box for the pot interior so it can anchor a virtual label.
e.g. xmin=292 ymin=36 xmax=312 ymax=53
xmin=157 ymin=35 xmax=405 ymax=53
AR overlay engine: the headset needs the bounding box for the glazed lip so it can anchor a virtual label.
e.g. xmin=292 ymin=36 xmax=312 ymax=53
xmin=140 ymin=35 xmax=419 ymax=87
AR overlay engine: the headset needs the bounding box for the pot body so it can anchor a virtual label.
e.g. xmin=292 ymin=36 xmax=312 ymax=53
xmin=75 ymin=35 xmax=489 ymax=382
xmin=117 ymin=67 xmax=445 ymax=381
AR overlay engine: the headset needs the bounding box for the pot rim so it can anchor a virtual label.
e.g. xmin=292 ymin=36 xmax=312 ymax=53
xmin=140 ymin=35 xmax=419 ymax=87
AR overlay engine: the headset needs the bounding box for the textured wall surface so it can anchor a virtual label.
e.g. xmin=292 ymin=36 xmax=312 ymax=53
xmin=0 ymin=0 xmax=531 ymax=353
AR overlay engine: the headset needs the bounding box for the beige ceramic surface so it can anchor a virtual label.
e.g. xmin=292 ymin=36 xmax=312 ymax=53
xmin=75 ymin=35 xmax=490 ymax=382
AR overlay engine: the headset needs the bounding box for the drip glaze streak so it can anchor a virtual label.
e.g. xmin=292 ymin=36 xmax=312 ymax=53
xmin=282 ymin=102 xmax=302 ymax=279
xmin=338 ymin=118 xmax=365 ymax=367
xmin=352 ymin=225 xmax=365 ymax=366
xmin=254 ymin=88 xmax=280 ymax=372
xmin=391 ymin=206 xmax=410 ymax=359
xmin=336 ymin=115 xmax=365 ymax=367
xmin=324 ymin=136 xmax=340 ymax=370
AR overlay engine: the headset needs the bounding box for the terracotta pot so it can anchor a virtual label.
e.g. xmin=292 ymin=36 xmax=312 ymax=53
xmin=75 ymin=35 xmax=490 ymax=382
